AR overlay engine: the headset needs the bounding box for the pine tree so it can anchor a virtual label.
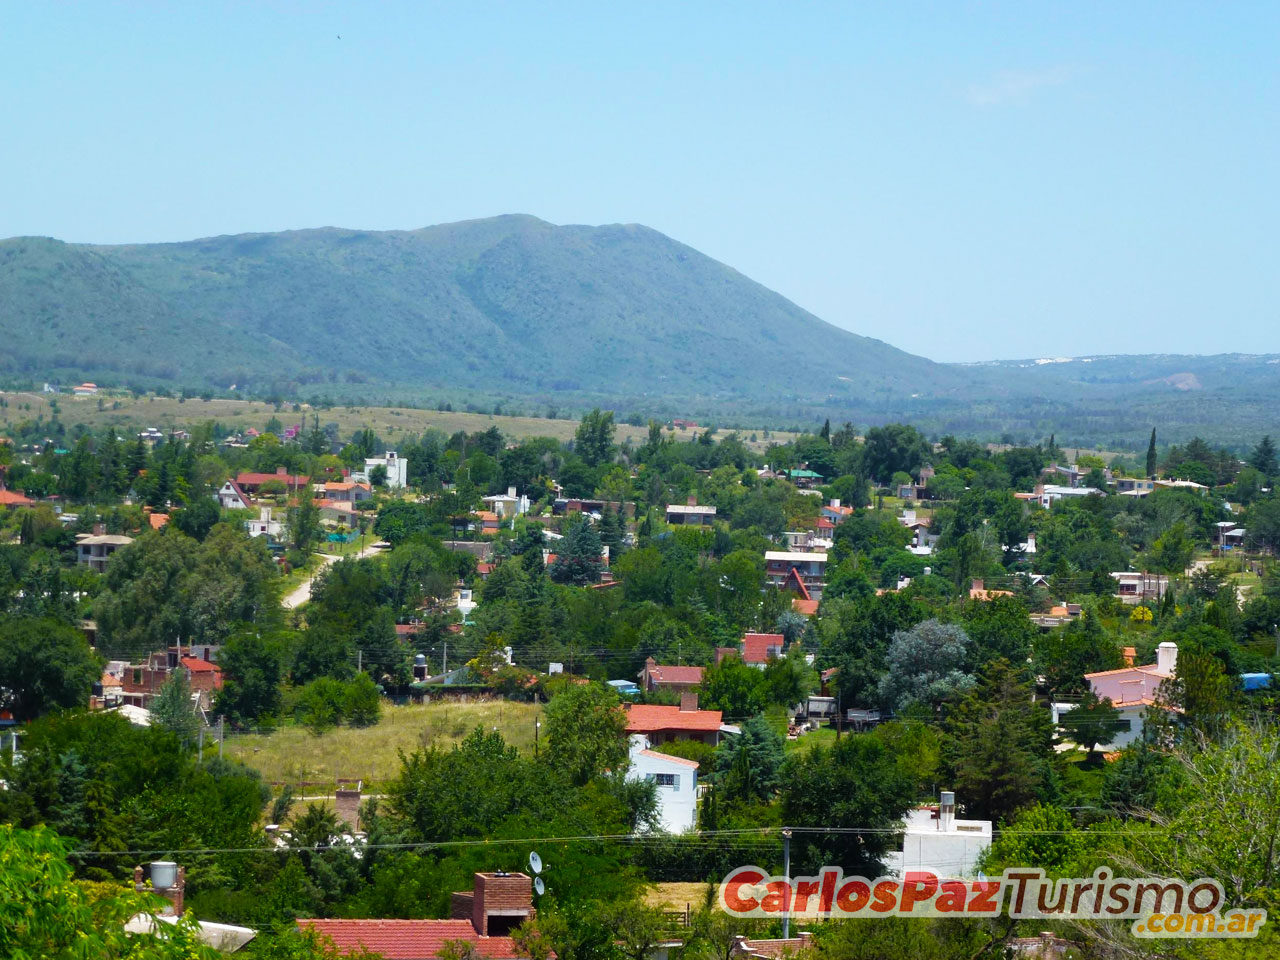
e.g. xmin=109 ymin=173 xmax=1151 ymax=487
xmin=1250 ymin=435 xmax=1278 ymax=478
xmin=820 ymin=419 xmax=831 ymax=443
xmin=151 ymin=670 xmax=201 ymax=744
xmin=1146 ymin=428 xmax=1158 ymax=478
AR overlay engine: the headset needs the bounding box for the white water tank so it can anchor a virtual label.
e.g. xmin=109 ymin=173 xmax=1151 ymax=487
xmin=150 ymin=861 xmax=177 ymax=890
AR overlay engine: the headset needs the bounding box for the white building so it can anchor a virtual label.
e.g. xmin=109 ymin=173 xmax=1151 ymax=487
xmin=214 ymin=480 xmax=253 ymax=511
xmin=627 ymin=735 xmax=700 ymax=834
xmin=361 ymin=450 xmax=409 ymax=489
xmin=1074 ymin=642 xmax=1177 ymax=750
xmin=882 ymin=792 xmax=992 ymax=879
xmin=482 ymin=486 xmax=531 ymax=520
xmin=1039 ymin=484 xmax=1102 ymax=508
xmin=245 ymin=506 xmax=283 ymax=540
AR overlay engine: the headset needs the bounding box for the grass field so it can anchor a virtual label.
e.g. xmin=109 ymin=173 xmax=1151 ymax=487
xmin=0 ymin=391 xmax=794 ymax=451
xmin=642 ymin=882 xmax=716 ymax=912
xmin=225 ymin=699 xmax=544 ymax=789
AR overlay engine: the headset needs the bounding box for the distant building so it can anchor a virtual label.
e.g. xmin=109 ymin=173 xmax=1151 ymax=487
xmin=666 ymin=497 xmax=716 ymax=526
xmin=362 ymin=450 xmax=408 ymax=489
xmin=482 ymin=487 xmax=531 ymax=519
xmin=1074 ymin=642 xmax=1178 ymax=750
xmin=764 ymin=551 xmax=827 ymax=599
xmin=214 ymin=479 xmax=253 ymax=511
xmin=638 ymin=658 xmax=704 ymax=693
xmin=883 ymin=791 xmax=992 ymax=879
xmin=235 ymin=467 xmax=310 ymax=494
xmin=76 ymin=527 xmax=134 ymax=572
xmin=739 ymin=632 xmax=785 ymax=668
xmin=627 ymin=734 xmax=700 ymax=833
xmin=72 ymin=383 xmax=98 ymax=397
xmin=245 ymin=506 xmax=283 ymax=540
xmin=623 ymin=693 xmax=733 ymax=746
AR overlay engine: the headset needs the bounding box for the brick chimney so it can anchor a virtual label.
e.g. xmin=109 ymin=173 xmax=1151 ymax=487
xmin=971 ymin=578 xmax=983 ymax=593
xmin=469 ymin=872 xmax=533 ymax=936
xmin=687 ymin=495 xmax=697 ymax=506
xmin=334 ymin=779 xmax=362 ymax=832
xmin=276 ymin=465 xmax=288 ymax=475
xmin=679 ymin=691 xmax=699 ymax=713
xmin=136 ymin=863 xmax=184 ymax=916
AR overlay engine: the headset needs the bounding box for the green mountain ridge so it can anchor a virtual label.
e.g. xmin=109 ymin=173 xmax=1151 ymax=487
xmin=3 ymin=215 xmax=1278 ymax=445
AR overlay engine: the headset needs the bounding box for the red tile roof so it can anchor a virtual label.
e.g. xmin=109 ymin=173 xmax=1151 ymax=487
xmin=180 ymin=657 xmax=221 ymax=673
xmin=647 ymin=664 xmax=704 ymax=686
xmin=792 ymin=598 xmax=819 ymax=617
xmin=297 ymin=920 xmax=521 ymax=960
xmin=0 ymin=489 xmax=34 ymax=506
xmin=624 ymin=703 xmax=723 ymax=734
xmin=148 ymin=512 xmax=170 ymax=530
xmin=236 ymin=471 xmax=309 ymax=488
xmin=741 ymin=633 xmax=785 ymax=664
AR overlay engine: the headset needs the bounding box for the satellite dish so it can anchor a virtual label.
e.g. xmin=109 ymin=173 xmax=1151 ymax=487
xmin=534 ymin=876 xmax=546 ymax=896
xmin=528 ymin=851 xmax=543 ymax=874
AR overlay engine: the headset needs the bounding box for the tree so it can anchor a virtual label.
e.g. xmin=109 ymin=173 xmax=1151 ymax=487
xmin=548 ymin=515 xmax=603 ymax=586
xmin=150 ymin=668 xmax=201 ymax=743
xmin=170 ymin=495 xmax=221 ymax=541
xmin=877 ymin=619 xmax=975 ymax=714
xmin=1033 ymin=610 xmax=1123 ymax=695
xmin=0 ymin=823 xmax=220 ymax=959
xmin=345 ymin=672 xmax=383 ymax=727
xmin=0 ymin=617 xmax=100 ymax=722
xmin=574 ymin=408 xmax=616 ymax=468
xmin=714 ymin=715 xmax=786 ymax=802
xmin=1146 ymin=427 xmax=1158 ymax=478
xmin=1249 ymin=435 xmax=1278 ymax=478
xmin=542 ymin=683 xmax=627 ymax=786
xmin=369 ymin=463 xmax=389 ymax=487
xmin=699 ymin=654 xmax=768 ymax=717
xmin=781 ymin=734 xmax=915 ymax=872
xmin=215 ymin=631 xmax=284 ymax=726
xmin=1058 ymin=689 xmax=1119 ymax=760
xmin=947 ymin=660 xmax=1055 ymax=823
xmin=288 ymin=495 xmax=323 ymax=556
xmin=863 ymin=424 xmax=931 ymax=482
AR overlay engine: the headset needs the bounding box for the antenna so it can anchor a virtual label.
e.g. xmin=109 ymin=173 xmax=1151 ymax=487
xmin=528 ymin=851 xmax=542 ymax=875
xmin=534 ymin=876 xmax=545 ymax=897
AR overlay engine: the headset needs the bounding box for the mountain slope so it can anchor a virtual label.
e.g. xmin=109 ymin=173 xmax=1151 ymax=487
xmin=0 ymin=215 xmax=951 ymax=403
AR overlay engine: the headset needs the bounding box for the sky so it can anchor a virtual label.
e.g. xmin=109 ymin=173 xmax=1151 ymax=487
xmin=3 ymin=3 xmax=1278 ymax=362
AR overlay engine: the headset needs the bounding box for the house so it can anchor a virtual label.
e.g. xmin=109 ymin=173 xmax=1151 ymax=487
xmin=740 ymin=632 xmax=785 ymax=667
xmin=299 ymin=872 xmax=534 ymax=958
xmin=820 ymin=499 xmax=854 ymax=525
xmin=786 ymin=468 xmax=823 ymax=489
xmin=670 ymin=418 xmax=700 ymax=430
xmin=606 ymin=679 xmax=641 ymax=698
xmin=76 ymin=527 xmax=134 ymax=572
xmin=764 ymin=551 xmax=827 ymax=599
xmin=1155 ymin=478 xmax=1209 ymax=495
xmin=146 ymin=511 xmax=169 ymax=531
xmin=1074 ymin=642 xmax=1178 ymax=749
xmin=316 ymin=498 xmax=361 ymax=527
xmin=245 ymin=506 xmax=283 ymax=540
xmin=1029 ymin=603 xmax=1082 ymax=630
xmin=1110 ymin=571 xmax=1169 ymax=605
xmin=552 ymin=497 xmax=634 ymax=519
xmin=362 ymin=450 xmax=409 ymax=489
xmin=968 ymin=578 xmax=1013 ymax=601
xmin=666 ymin=497 xmax=716 ymax=526
xmin=137 ymin=427 xmax=165 ymax=444
xmin=639 ymin=657 xmax=704 ymax=694
xmin=897 ymin=465 xmax=936 ymax=501
xmin=882 ymin=791 xmax=992 ymax=880
xmin=0 ymin=487 xmax=34 ymax=509
xmin=1115 ymin=477 xmax=1156 ymax=496
xmin=482 ymin=487 xmax=531 ymax=519
xmin=71 ymin=382 xmax=98 ymax=396
xmin=473 ymin=510 xmax=502 ymax=536
xmin=121 ymin=647 xmax=224 ymax=711
xmin=627 ymin=734 xmax=700 ymax=833
xmin=791 ymin=597 xmax=820 ymax=617
xmin=214 ymin=480 xmax=254 ymax=511
xmin=235 ymin=466 xmax=310 ymax=494
xmin=321 ymin=480 xmax=373 ymax=503
xmin=624 ymin=693 xmax=732 ymax=746
xmin=1038 ymin=484 xmax=1102 ymax=508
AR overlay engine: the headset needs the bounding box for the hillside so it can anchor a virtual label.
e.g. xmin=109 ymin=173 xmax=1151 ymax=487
xmin=3 ymin=216 xmax=1279 ymax=445
xmin=0 ymin=215 xmax=952 ymax=407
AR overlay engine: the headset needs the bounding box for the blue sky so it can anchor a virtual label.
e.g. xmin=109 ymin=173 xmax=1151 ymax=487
xmin=3 ymin=3 xmax=1277 ymax=361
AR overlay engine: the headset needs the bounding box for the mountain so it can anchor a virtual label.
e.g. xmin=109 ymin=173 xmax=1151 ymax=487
xmin=2 ymin=215 xmax=1278 ymax=445
xmin=0 ymin=215 xmax=955 ymax=405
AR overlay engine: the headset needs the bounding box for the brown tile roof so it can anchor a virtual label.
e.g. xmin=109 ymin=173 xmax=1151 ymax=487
xmin=624 ymin=703 xmax=724 ymax=734
xmin=647 ymin=664 xmax=705 ymax=686
xmin=791 ymin=598 xmax=820 ymax=616
xmin=236 ymin=471 xmax=309 ymax=487
xmin=0 ymin=489 xmax=34 ymax=506
xmin=741 ymin=633 xmax=785 ymax=664
xmin=297 ymin=920 xmax=521 ymax=960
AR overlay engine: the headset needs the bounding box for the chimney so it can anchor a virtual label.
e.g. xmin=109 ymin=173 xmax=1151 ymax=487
xmin=1156 ymin=642 xmax=1178 ymax=676
xmin=1122 ymin=646 xmax=1136 ymax=667
xmin=508 ymin=486 xmax=517 ymax=498
xmin=829 ymin=498 xmax=840 ymax=509
xmin=938 ymin=791 xmax=955 ymax=833
xmin=679 ymin=691 xmax=698 ymax=713
xmin=645 ymin=656 xmax=656 ymax=670
xmin=687 ymin=495 xmax=697 ymax=507
xmin=93 ymin=522 xmax=106 ymax=536
xmin=971 ymin=578 xmax=983 ymax=594
xmin=276 ymin=465 xmax=287 ymax=475
xmin=137 ymin=862 xmax=184 ymax=916
xmin=470 ymin=871 xmax=533 ymax=936
xmin=334 ymin=779 xmax=363 ymax=832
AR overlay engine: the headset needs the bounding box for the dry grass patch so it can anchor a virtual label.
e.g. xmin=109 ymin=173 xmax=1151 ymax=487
xmin=226 ymin=699 xmax=543 ymax=790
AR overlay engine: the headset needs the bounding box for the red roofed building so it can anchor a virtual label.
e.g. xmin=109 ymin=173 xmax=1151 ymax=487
xmin=740 ymin=632 xmax=786 ymax=667
xmin=624 ymin=693 xmax=726 ymax=745
xmin=299 ymin=872 xmax=534 ymax=959
xmin=638 ymin=657 xmax=704 ymax=694
xmin=234 ymin=466 xmax=310 ymax=493
xmin=0 ymin=488 xmax=34 ymax=508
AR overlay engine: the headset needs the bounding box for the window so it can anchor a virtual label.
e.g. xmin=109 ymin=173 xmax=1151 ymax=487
xmin=655 ymin=773 xmax=678 ymax=788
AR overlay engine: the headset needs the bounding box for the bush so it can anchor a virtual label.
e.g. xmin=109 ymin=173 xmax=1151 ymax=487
xmin=345 ymin=673 xmax=383 ymax=727
xmin=293 ymin=675 xmax=384 ymax=733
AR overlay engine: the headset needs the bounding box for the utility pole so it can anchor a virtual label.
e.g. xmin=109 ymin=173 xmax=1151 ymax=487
xmin=535 ymin=719 xmax=540 ymax=758
xmin=781 ymin=827 xmax=793 ymax=939
xmin=442 ymin=640 xmax=447 ymax=674
xmin=357 ymin=649 xmax=362 ymax=674
xmin=218 ymin=716 xmax=224 ymax=759
xmin=198 ymin=725 xmax=204 ymax=763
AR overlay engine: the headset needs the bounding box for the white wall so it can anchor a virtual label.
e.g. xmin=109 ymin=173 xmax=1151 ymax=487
xmin=627 ymin=735 xmax=699 ymax=834
xmin=884 ymin=808 xmax=991 ymax=879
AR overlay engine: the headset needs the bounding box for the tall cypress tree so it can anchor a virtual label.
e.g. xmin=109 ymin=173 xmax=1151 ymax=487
xmin=1146 ymin=428 xmax=1158 ymax=478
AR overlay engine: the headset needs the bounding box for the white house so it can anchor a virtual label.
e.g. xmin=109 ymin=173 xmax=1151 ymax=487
xmin=245 ymin=506 xmax=283 ymax=540
xmin=361 ymin=450 xmax=409 ymax=489
xmin=1075 ymin=642 xmax=1177 ymax=750
xmin=215 ymin=480 xmax=253 ymax=511
xmin=627 ymin=735 xmax=699 ymax=834
xmin=482 ymin=486 xmax=531 ymax=520
xmin=1039 ymin=484 xmax=1102 ymax=508
xmin=882 ymin=791 xmax=992 ymax=879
